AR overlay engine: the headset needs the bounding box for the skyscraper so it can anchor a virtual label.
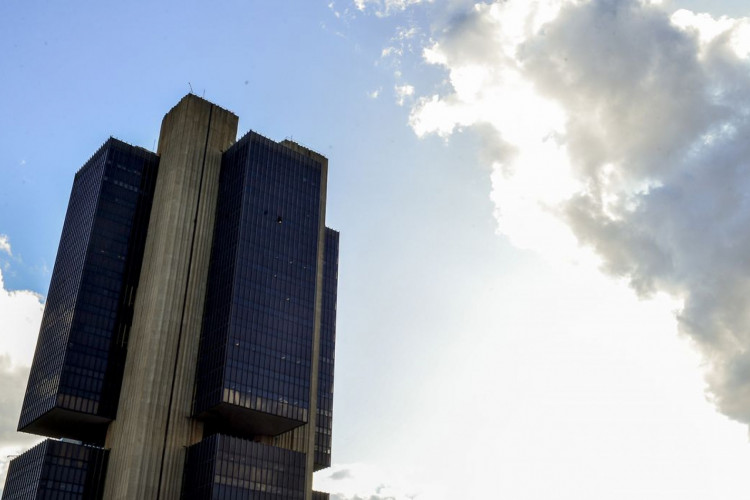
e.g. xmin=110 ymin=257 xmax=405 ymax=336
xmin=2 ymin=95 xmax=339 ymax=500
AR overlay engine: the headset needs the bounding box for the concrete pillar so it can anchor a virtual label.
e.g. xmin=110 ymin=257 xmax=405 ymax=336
xmin=104 ymin=95 xmax=238 ymax=500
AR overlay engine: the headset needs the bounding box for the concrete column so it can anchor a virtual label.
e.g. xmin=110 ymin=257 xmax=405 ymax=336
xmin=104 ymin=95 xmax=238 ymax=500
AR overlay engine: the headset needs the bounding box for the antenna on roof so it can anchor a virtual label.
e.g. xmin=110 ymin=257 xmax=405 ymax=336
xmin=202 ymin=89 xmax=205 ymax=98
xmin=188 ymin=82 xmax=194 ymax=94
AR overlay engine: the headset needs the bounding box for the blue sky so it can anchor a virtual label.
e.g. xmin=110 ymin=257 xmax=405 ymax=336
xmin=5 ymin=1 xmax=750 ymax=498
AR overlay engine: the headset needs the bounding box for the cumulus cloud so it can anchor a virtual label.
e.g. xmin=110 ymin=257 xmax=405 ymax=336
xmin=0 ymin=357 xmax=32 ymax=442
xmin=0 ymin=268 xmax=44 ymax=493
xmin=409 ymin=0 xmax=750 ymax=426
xmin=0 ymin=269 xmax=43 ymax=365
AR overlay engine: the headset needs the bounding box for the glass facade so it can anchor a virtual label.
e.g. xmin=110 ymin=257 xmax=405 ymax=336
xmin=314 ymin=228 xmax=339 ymax=470
xmin=2 ymin=439 xmax=109 ymax=500
xmin=182 ymin=434 xmax=306 ymax=499
xmin=18 ymin=139 xmax=158 ymax=443
xmin=195 ymin=132 xmax=324 ymax=437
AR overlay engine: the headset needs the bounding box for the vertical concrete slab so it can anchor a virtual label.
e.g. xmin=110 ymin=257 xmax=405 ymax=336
xmin=104 ymin=95 xmax=238 ymax=500
xmin=157 ymin=101 xmax=238 ymax=500
xmin=306 ymin=156 xmax=328 ymax=500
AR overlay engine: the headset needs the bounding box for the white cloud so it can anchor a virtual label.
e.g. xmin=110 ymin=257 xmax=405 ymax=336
xmin=0 ymin=269 xmax=43 ymax=366
xmin=394 ymin=84 xmax=415 ymax=106
xmin=0 ymin=235 xmax=11 ymax=257
xmin=671 ymin=8 xmax=750 ymax=58
xmin=353 ymin=0 xmax=432 ymax=17
xmin=381 ymin=46 xmax=401 ymax=58
xmin=381 ymin=26 xmax=419 ymax=59
xmin=408 ymin=0 xmax=750 ymax=427
xmin=315 ymin=463 xmax=439 ymax=500
xmin=397 ymin=26 xmax=417 ymax=40
xmin=0 ymin=268 xmax=44 ymax=493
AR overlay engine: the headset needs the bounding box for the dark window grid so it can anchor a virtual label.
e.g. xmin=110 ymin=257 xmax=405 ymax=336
xmin=224 ymin=375 xmax=309 ymax=401
xmin=224 ymin=371 xmax=309 ymax=401
xmin=228 ymin=343 xmax=312 ymax=373
xmin=183 ymin=433 xmax=305 ymax=499
xmin=18 ymin=150 xmax=105 ymax=428
xmin=195 ymin=133 xmax=323 ymax=426
xmin=228 ymin=338 xmax=311 ymax=366
xmin=3 ymin=439 xmax=109 ymax=500
xmin=19 ymin=140 xmax=158 ymax=428
xmin=226 ymin=361 xmax=311 ymax=390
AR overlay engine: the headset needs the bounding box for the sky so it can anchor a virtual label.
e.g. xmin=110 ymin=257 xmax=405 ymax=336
xmin=4 ymin=0 xmax=750 ymax=498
